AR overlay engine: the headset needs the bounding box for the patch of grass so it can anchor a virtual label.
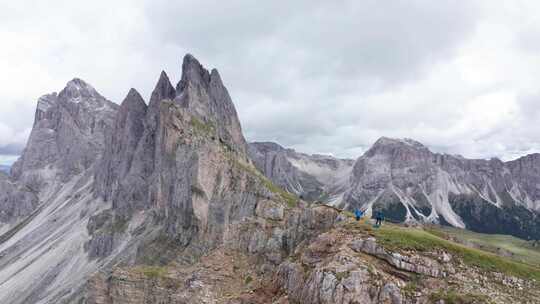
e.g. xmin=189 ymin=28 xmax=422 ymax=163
xmin=260 ymin=176 xmax=298 ymax=208
xmin=134 ymin=266 xmax=168 ymax=279
xmin=402 ymin=281 xmax=418 ymax=298
xmin=244 ymin=275 xmax=253 ymax=284
xmin=230 ymin=156 xmax=299 ymax=208
xmin=428 ymin=226 xmax=540 ymax=268
xmin=429 ymin=289 xmax=490 ymax=304
xmin=191 ymin=184 xmax=206 ymax=198
xmin=373 ymin=224 xmax=540 ymax=281
xmin=111 ymin=216 xmax=128 ymax=233
xmin=334 ymin=270 xmax=350 ymax=281
xmin=190 ymin=117 xmax=215 ymax=136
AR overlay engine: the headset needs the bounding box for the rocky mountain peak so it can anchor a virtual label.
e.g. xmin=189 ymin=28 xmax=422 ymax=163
xmin=173 ymin=53 xmax=247 ymax=154
xmin=177 ymin=53 xmax=210 ymax=93
xmin=373 ymin=136 xmax=427 ymax=149
xmin=364 ymin=136 xmax=430 ymax=158
xmin=150 ymin=71 xmax=176 ymax=106
xmin=59 ymin=78 xmax=102 ymax=101
xmin=123 ymin=88 xmax=146 ymax=109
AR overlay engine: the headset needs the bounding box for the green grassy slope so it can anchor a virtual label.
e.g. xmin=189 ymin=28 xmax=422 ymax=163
xmin=427 ymin=226 xmax=540 ymax=268
xmin=343 ymin=216 xmax=540 ymax=281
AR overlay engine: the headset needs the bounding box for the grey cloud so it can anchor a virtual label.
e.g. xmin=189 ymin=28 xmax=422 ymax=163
xmin=140 ymin=0 xmax=480 ymax=158
xmin=3 ymin=0 xmax=540 ymax=163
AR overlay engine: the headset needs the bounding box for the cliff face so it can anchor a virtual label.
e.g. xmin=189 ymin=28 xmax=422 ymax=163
xmin=11 ymin=80 xmax=118 ymax=192
xmin=86 ymin=212 xmax=540 ymax=304
xmin=0 ymin=78 xmax=121 ymax=304
xmin=0 ymin=54 xmax=295 ymax=303
xmin=0 ymin=172 xmax=38 ymax=234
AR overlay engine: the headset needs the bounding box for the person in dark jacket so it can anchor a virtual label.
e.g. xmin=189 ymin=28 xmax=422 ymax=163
xmin=354 ymin=208 xmax=363 ymax=221
xmin=375 ymin=211 xmax=385 ymax=226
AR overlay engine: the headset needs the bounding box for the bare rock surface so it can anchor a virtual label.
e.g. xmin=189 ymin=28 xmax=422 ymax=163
xmin=87 ymin=215 xmax=540 ymax=304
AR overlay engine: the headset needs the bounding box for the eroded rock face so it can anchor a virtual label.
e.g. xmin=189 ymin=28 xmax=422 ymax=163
xmin=11 ymin=79 xmax=118 ymax=195
xmin=0 ymin=172 xmax=38 ymax=232
xmin=87 ymin=203 xmax=341 ymax=304
xmin=93 ymin=55 xmax=268 ymax=257
xmin=0 ymin=54 xmax=271 ymax=303
xmin=350 ymin=237 xmax=445 ymax=278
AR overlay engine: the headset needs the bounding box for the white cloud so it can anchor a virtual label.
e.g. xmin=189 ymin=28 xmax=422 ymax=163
xmin=1 ymin=0 xmax=540 ymax=161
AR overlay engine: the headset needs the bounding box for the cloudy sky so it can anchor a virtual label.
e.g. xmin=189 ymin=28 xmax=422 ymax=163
xmin=1 ymin=0 xmax=540 ymax=164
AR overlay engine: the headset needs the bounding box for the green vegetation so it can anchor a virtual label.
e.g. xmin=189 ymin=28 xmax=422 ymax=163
xmin=429 ymin=289 xmax=490 ymax=304
xmin=402 ymin=281 xmax=418 ymax=298
xmin=372 ymin=224 xmax=540 ymax=281
xmin=191 ymin=184 xmax=206 ymax=198
xmin=334 ymin=270 xmax=350 ymax=281
xmin=428 ymin=226 xmax=540 ymax=268
xmin=260 ymin=175 xmax=298 ymax=208
xmin=244 ymin=275 xmax=253 ymax=284
xmin=230 ymin=156 xmax=299 ymax=208
xmin=111 ymin=216 xmax=128 ymax=233
xmin=134 ymin=266 xmax=168 ymax=279
xmin=190 ymin=117 xmax=215 ymax=136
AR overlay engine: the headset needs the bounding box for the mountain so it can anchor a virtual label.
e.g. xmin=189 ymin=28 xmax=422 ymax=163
xmin=0 ymin=54 xmax=340 ymax=303
xmin=0 ymin=55 xmax=538 ymax=303
xmin=252 ymin=138 xmax=540 ymax=240
xmin=340 ymin=137 xmax=540 ymax=240
xmin=248 ymin=142 xmax=354 ymax=202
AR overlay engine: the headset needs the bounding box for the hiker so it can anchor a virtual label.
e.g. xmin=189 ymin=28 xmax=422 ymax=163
xmin=375 ymin=211 xmax=384 ymax=226
xmin=354 ymin=208 xmax=364 ymax=221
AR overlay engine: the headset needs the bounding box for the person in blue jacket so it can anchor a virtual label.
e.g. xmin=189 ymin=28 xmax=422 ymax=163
xmin=354 ymin=208 xmax=364 ymax=221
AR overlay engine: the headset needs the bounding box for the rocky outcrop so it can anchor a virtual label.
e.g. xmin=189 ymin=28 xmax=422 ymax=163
xmin=349 ymin=237 xmax=447 ymax=278
xmin=87 ymin=203 xmax=341 ymax=304
xmin=87 ymin=214 xmax=540 ymax=304
xmin=248 ymin=142 xmax=354 ymax=202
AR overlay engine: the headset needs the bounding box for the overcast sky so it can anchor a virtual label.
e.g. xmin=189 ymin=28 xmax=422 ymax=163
xmin=2 ymin=0 xmax=540 ymax=164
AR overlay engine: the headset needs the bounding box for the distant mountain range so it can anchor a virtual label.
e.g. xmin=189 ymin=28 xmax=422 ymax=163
xmin=250 ymin=137 xmax=540 ymax=240
xmin=0 ymin=165 xmax=10 ymax=174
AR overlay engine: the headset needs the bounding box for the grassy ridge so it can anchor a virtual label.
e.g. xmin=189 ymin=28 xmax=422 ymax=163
xmin=230 ymin=156 xmax=298 ymax=208
xmin=428 ymin=226 xmax=540 ymax=268
xmin=372 ymin=223 xmax=540 ymax=281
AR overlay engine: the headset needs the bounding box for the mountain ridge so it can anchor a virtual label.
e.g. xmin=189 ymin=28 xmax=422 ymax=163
xmin=0 ymin=55 xmax=538 ymax=303
xmin=252 ymin=136 xmax=540 ymax=240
